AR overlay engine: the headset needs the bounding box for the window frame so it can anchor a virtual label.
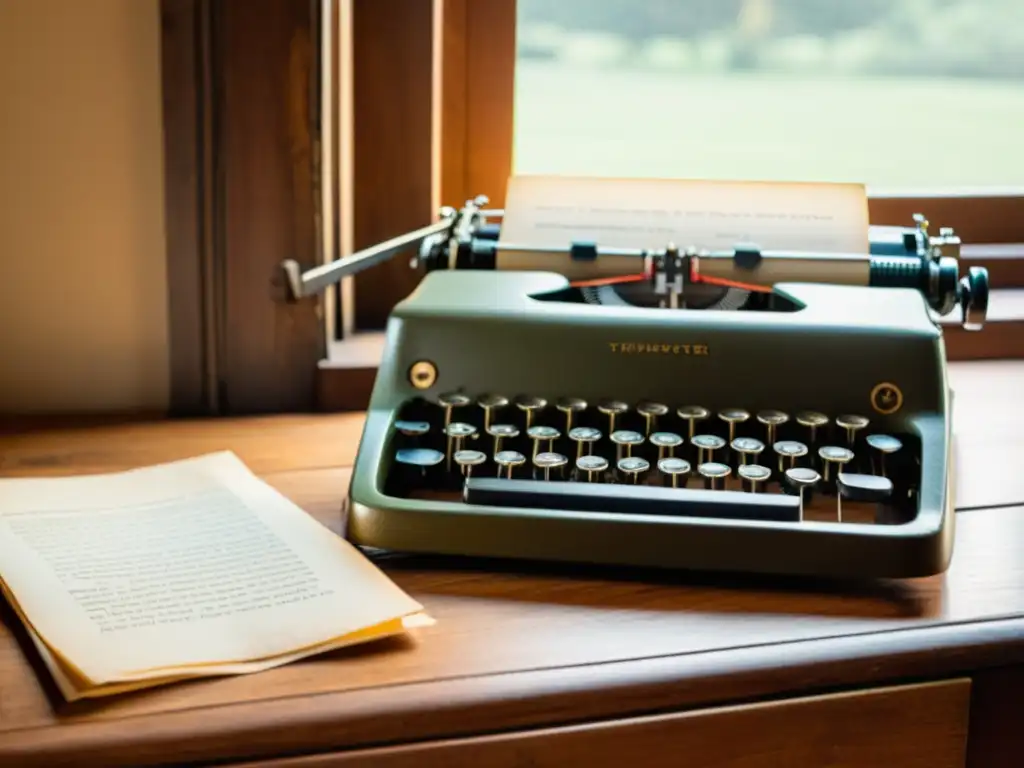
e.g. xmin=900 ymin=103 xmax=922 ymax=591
xmin=160 ymin=0 xmax=1024 ymax=414
xmin=160 ymin=0 xmax=325 ymax=415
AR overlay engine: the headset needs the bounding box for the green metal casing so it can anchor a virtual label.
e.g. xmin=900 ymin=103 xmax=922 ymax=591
xmin=344 ymin=270 xmax=954 ymax=579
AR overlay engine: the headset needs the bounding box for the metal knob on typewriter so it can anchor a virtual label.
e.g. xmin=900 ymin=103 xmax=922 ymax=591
xmin=650 ymin=432 xmax=684 ymax=460
xmin=835 ymin=415 xmax=869 ymax=448
xmin=795 ymin=411 xmax=828 ymax=446
xmin=576 ymin=453 xmax=608 ymax=483
xmin=819 ymin=445 xmax=855 ymax=483
xmin=454 ymin=449 xmax=486 ymax=478
xmin=757 ymin=410 xmax=790 ymax=445
xmin=738 ymin=463 xmax=771 ymax=493
xmin=556 ymin=397 xmax=587 ymax=433
xmin=718 ymin=409 xmax=750 ymax=442
xmin=699 ymin=462 xmax=732 ymax=491
xmin=636 ymin=401 xmax=669 ymax=436
xmin=865 ymin=434 xmax=903 ymax=477
xmin=731 ymin=437 xmax=765 ymax=465
xmin=487 ymin=423 xmax=519 ymax=455
xmin=676 ymin=405 xmax=709 ymax=439
xmin=569 ymin=426 xmax=602 ymax=460
xmin=527 ymin=425 xmax=560 ymax=458
xmin=959 ymin=266 xmax=990 ymax=331
xmin=533 ymin=451 xmax=568 ymax=481
xmin=610 ymin=429 xmax=645 ymax=462
xmin=598 ymin=400 xmax=630 ymax=434
xmin=692 ymin=434 xmax=726 ymax=465
xmin=437 ymin=392 xmax=471 ymax=429
xmin=658 ymin=457 xmax=691 ymax=488
xmin=477 ymin=394 xmax=509 ymax=431
xmin=515 ymin=395 xmax=547 ymax=429
xmin=494 ymin=450 xmax=526 ymax=479
xmin=784 ymin=467 xmax=821 ymax=521
xmin=617 ymin=456 xmax=650 ymax=484
xmin=773 ymin=440 xmax=809 ymax=473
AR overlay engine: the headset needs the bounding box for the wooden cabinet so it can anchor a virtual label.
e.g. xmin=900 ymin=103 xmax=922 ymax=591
xmin=237 ymin=680 xmax=971 ymax=768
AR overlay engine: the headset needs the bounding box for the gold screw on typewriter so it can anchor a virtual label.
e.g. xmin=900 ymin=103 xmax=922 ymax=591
xmin=408 ymin=360 xmax=437 ymax=390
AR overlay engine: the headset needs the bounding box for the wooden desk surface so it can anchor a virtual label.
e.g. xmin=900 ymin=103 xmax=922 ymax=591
xmin=1 ymin=360 xmax=1023 ymax=767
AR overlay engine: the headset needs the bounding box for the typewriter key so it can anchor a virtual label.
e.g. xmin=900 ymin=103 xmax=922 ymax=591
xmin=738 ymin=463 xmax=771 ymax=493
xmin=796 ymin=411 xmax=829 ymax=445
xmin=576 ymin=453 xmax=608 ymax=482
xmin=837 ymin=472 xmax=894 ymax=523
xmin=454 ymin=449 xmax=487 ymax=478
xmin=676 ymin=405 xmax=709 ymax=439
xmin=437 ymin=392 xmax=472 ymax=430
xmin=445 ymin=422 xmax=478 ymax=470
xmin=515 ymin=395 xmax=547 ymax=429
xmin=569 ymin=426 xmax=602 ymax=460
xmin=650 ymin=431 xmax=683 ymax=460
xmin=718 ymin=409 xmax=750 ymax=442
xmin=617 ymin=456 xmax=650 ymax=484
xmin=527 ymin=425 xmax=561 ymax=458
xmin=698 ymin=461 xmax=732 ymax=491
xmin=773 ymin=440 xmax=808 ymax=473
xmin=395 ymin=447 xmax=445 ymax=484
xmin=835 ymin=414 xmax=870 ymax=447
xmin=636 ymin=401 xmax=669 ymax=436
xmin=657 ymin=457 xmax=691 ymax=488
xmin=556 ymin=397 xmax=588 ymax=432
xmin=477 ymin=394 xmax=509 ymax=431
xmin=757 ymin=410 xmax=790 ymax=444
xmin=598 ymin=400 xmax=630 ymax=434
xmin=691 ymin=434 xmax=726 ymax=465
xmin=487 ymin=423 xmax=520 ymax=455
xmin=865 ymin=433 xmax=903 ymax=477
xmin=533 ymin=451 xmax=568 ymax=481
xmin=494 ymin=450 xmax=526 ymax=479
xmin=784 ymin=467 xmax=821 ymax=521
xmin=731 ymin=437 xmax=765 ymax=465
xmin=610 ymin=429 xmax=644 ymax=461
xmin=394 ymin=420 xmax=430 ymax=438
xmin=396 ymin=447 xmax=445 ymax=468
xmin=819 ymin=445 xmax=855 ymax=483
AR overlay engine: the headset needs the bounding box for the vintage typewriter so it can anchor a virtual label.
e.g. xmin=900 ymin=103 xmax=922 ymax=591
xmin=284 ymin=193 xmax=989 ymax=579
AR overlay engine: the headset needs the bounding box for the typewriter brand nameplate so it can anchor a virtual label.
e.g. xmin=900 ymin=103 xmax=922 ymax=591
xmin=609 ymin=342 xmax=709 ymax=356
xmin=501 ymin=175 xmax=869 ymax=254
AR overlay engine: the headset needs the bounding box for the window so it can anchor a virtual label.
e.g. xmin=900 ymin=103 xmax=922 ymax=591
xmin=170 ymin=0 xmax=1019 ymax=411
xmin=513 ymin=0 xmax=1024 ymax=188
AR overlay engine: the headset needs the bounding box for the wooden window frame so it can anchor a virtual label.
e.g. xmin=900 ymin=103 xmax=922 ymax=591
xmin=160 ymin=0 xmax=325 ymax=416
xmin=319 ymin=0 xmax=1024 ymax=410
xmin=158 ymin=1 xmax=1024 ymax=415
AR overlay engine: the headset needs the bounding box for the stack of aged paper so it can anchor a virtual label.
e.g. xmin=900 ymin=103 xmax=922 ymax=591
xmin=0 ymin=451 xmax=428 ymax=701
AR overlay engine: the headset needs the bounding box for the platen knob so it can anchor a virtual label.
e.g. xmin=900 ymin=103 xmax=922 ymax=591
xmin=959 ymin=265 xmax=989 ymax=331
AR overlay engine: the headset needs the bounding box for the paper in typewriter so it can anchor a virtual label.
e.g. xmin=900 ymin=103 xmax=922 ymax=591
xmin=500 ymin=175 xmax=869 ymax=253
xmin=0 ymin=451 xmax=427 ymax=700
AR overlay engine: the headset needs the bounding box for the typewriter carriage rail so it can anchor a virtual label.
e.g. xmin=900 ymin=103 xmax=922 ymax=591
xmin=284 ymin=194 xmax=984 ymax=579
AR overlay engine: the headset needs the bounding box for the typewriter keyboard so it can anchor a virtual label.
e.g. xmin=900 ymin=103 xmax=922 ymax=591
xmin=382 ymin=393 xmax=921 ymax=526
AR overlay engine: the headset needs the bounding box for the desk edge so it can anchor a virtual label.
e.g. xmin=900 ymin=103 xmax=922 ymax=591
xmin=4 ymin=615 xmax=1024 ymax=768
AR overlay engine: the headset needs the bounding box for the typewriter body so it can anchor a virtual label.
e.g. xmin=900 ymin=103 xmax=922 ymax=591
xmin=284 ymin=191 xmax=989 ymax=579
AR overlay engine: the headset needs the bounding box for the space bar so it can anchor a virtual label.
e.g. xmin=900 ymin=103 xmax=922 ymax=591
xmin=463 ymin=478 xmax=800 ymax=522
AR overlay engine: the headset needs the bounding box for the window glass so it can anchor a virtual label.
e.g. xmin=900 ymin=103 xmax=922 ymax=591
xmin=513 ymin=0 xmax=1024 ymax=188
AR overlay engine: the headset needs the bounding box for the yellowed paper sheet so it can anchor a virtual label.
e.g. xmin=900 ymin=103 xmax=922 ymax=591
xmin=500 ymin=175 xmax=869 ymax=253
xmin=0 ymin=452 xmax=424 ymax=688
xmin=9 ymin=586 xmax=430 ymax=701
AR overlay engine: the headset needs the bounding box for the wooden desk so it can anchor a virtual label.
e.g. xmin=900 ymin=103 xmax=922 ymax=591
xmin=1 ymin=360 xmax=1023 ymax=767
